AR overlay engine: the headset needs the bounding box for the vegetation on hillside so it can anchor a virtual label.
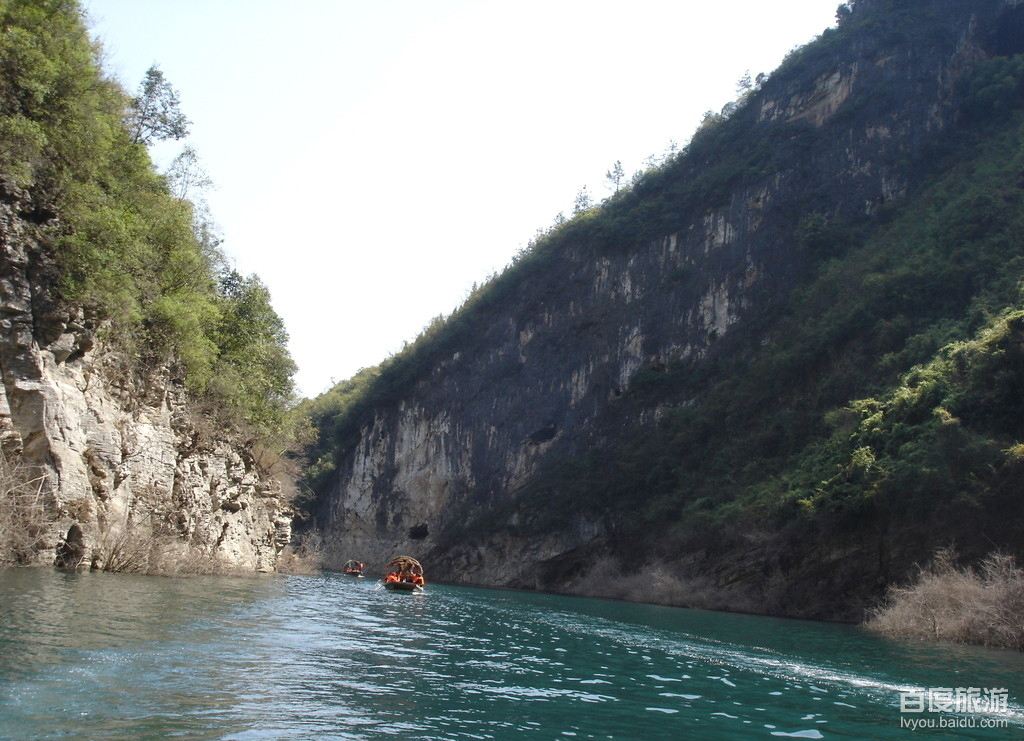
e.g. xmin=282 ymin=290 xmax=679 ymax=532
xmin=0 ymin=0 xmax=298 ymax=446
xmin=505 ymin=84 xmax=1024 ymax=557
xmin=299 ymin=1 xmax=1024 ymax=612
xmin=868 ymin=550 xmax=1024 ymax=649
xmin=0 ymin=454 xmax=48 ymax=566
xmin=300 ymin=0 xmax=1012 ymax=531
xmin=296 ymin=13 xmax=820 ymax=494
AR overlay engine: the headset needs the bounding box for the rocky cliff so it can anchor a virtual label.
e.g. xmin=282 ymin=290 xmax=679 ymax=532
xmin=311 ymin=0 xmax=1024 ymax=618
xmin=0 ymin=183 xmax=291 ymax=572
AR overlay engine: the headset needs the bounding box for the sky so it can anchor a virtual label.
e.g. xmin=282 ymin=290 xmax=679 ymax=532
xmin=82 ymin=0 xmax=840 ymax=398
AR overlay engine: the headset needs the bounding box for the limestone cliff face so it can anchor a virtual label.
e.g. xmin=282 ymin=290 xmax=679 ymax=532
xmin=316 ymin=1 xmax=1019 ymax=603
xmin=0 ymin=185 xmax=290 ymax=571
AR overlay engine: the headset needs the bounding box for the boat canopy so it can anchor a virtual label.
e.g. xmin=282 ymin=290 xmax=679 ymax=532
xmin=386 ymin=556 xmax=423 ymax=575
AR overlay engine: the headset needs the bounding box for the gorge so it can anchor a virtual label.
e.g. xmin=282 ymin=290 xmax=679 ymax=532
xmin=3 ymin=0 xmax=1024 ymax=630
xmin=302 ymin=0 xmax=1024 ymax=622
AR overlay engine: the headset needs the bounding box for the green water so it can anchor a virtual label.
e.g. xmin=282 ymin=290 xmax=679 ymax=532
xmin=1 ymin=570 xmax=1021 ymax=739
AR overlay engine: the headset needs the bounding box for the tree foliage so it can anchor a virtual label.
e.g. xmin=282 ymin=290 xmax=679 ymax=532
xmin=0 ymin=1 xmax=297 ymax=445
xmin=605 ymin=160 xmax=624 ymax=193
xmin=127 ymin=64 xmax=190 ymax=145
xmin=513 ymin=92 xmax=1024 ymax=553
xmin=572 ymin=185 xmax=592 ymax=214
xmin=166 ymin=145 xmax=211 ymax=200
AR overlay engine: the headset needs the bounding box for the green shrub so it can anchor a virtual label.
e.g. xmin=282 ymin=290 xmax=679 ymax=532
xmin=0 ymin=0 xmax=297 ymax=443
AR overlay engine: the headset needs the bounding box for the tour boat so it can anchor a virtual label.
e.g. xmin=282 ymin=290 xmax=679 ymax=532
xmin=383 ymin=580 xmax=423 ymax=593
xmin=383 ymin=555 xmax=425 ymax=593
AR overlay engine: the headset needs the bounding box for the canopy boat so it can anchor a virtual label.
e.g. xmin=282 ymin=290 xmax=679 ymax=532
xmin=384 ymin=580 xmax=422 ymax=592
xmin=343 ymin=560 xmax=365 ymax=577
xmin=383 ymin=555 xmax=425 ymax=593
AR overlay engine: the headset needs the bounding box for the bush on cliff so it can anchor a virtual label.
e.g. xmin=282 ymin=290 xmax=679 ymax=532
xmin=0 ymin=454 xmax=49 ymax=567
xmin=0 ymin=0 xmax=297 ymax=444
xmin=868 ymin=550 xmax=1024 ymax=649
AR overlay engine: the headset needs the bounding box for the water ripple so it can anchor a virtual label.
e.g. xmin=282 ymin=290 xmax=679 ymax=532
xmin=2 ymin=569 xmax=1023 ymax=739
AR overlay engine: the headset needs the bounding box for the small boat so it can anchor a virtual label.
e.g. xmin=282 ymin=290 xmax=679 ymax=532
xmin=384 ymin=580 xmax=423 ymax=593
xmin=343 ymin=559 xmax=365 ymax=577
xmin=383 ymin=555 xmax=425 ymax=593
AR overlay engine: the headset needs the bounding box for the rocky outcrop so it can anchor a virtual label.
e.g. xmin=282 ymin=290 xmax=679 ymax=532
xmin=314 ymin=1 xmax=1024 ymax=613
xmin=0 ymin=183 xmax=290 ymax=572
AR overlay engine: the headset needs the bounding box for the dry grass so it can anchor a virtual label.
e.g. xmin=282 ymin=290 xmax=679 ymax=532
xmin=147 ymin=535 xmax=238 ymax=576
xmin=276 ymin=530 xmax=323 ymax=575
xmin=93 ymin=525 xmax=154 ymax=573
xmin=867 ymin=549 xmax=1024 ymax=650
xmin=564 ymin=557 xmax=746 ymax=611
xmin=91 ymin=515 xmax=233 ymax=576
xmin=88 ymin=483 xmax=257 ymax=576
xmin=0 ymin=454 xmax=51 ymax=566
xmin=90 ymin=495 xmax=237 ymax=577
xmin=566 ymin=558 xmax=690 ymax=603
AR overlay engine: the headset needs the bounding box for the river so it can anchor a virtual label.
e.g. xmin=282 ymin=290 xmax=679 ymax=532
xmin=1 ymin=569 xmax=1021 ymax=739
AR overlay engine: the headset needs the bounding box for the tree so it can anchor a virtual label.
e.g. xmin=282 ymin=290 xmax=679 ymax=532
xmin=212 ymin=270 xmax=296 ymax=431
xmin=573 ymin=186 xmax=592 ymax=215
xmin=698 ymin=110 xmax=721 ymax=132
xmin=128 ymin=65 xmax=190 ymax=145
xmin=836 ymin=2 xmax=855 ymax=26
xmin=605 ymin=160 xmax=625 ymax=193
xmin=166 ymin=145 xmax=212 ymax=200
xmin=736 ymin=70 xmax=753 ymax=96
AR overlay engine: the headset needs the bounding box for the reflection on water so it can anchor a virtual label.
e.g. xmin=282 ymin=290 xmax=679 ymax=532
xmin=1 ymin=569 xmax=1022 ymax=739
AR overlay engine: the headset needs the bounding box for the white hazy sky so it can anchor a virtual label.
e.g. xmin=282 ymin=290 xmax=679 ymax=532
xmin=83 ymin=0 xmax=839 ymax=397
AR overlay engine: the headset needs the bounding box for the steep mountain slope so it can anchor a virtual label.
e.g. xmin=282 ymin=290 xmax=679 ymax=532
xmin=0 ymin=189 xmax=291 ymax=570
xmin=306 ymin=0 xmax=1024 ymax=619
xmin=0 ymin=1 xmax=296 ymax=571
